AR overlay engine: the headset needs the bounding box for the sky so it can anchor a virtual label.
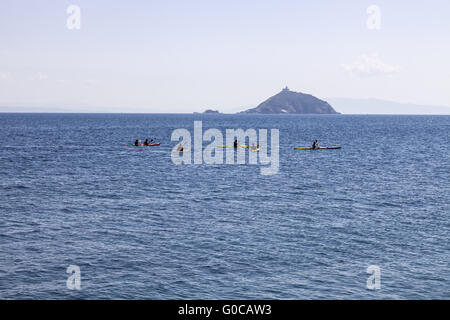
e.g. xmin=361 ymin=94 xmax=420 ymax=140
xmin=0 ymin=0 xmax=449 ymax=113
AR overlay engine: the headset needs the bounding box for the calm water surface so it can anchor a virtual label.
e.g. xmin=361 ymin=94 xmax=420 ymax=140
xmin=0 ymin=114 xmax=449 ymax=299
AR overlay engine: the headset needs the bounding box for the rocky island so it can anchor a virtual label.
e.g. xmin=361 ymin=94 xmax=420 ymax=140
xmin=194 ymin=109 xmax=221 ymax=114
xmin=241 ymin=87 xmax=339 ymax=114
xmin=203 ymin=109 xmax=221 ymax=114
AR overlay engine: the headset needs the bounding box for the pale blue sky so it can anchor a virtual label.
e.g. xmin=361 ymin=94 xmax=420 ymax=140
xmin=0 ymin=0 xmax=449 ymax=112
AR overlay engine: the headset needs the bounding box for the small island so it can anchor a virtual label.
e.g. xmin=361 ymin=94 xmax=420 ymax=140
xmin=240 ymin=87 xmax=339 ymax=114
xmin=195 ymin=109 xmax=221 ymax=114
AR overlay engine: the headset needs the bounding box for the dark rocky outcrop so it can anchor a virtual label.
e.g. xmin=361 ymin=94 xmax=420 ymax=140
xmin=203 ymin=109 xmax=220 ymax=114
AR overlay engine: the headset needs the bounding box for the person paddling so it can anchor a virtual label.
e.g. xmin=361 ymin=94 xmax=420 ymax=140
xmin=143 ymin=139 xmax=149 ymax=146
xmin=312 ymin=140 xmax=318 ymax=149
xmin=177 ymin=144 xmax=184 ymax=152
xmin=134 ymin=139 xmax=140 ymax=146
xmin=234 ymin=139 xmax=238 ymax=149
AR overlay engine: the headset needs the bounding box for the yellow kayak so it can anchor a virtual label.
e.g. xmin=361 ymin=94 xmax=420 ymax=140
xmin=240 ymin=145 xmax=260 ymax=148
xmin=294 ymin=146 xmax=342 ymax=150
xmin=218 ymin=145 xmax=260 ymax=149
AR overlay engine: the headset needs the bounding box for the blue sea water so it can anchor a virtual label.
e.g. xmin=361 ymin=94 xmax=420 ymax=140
xmin=0 ymin=113 xmax=449 ymax=299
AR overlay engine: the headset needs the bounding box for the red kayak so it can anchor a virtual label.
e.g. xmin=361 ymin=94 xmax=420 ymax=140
xmin=127 ymin=143 xmax=161 ymax=147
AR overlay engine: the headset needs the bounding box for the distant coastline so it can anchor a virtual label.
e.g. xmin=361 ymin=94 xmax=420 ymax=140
xmin=1 ymin=98 xmax=450 ymax=115
xmin=327 ymin=98 xmax=450 ymax=115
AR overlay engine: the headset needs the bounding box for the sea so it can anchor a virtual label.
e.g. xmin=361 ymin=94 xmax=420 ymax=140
xmin=0 ymin=113 xmax=449 ymax=299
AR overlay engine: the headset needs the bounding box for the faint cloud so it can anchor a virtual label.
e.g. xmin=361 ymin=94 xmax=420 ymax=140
xmin=0 ymin=72 xmax=11 ymax=80
xmin=30 ymin=72 xmax=49 ymax=81
xmin=85 ymin=79 xmax=100 ymax=86
xmin=341 ymin=53 xmax=401 ymax=76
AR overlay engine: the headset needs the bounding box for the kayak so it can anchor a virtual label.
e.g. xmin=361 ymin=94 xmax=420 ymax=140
xmin=250 ymin=148 xmax=260 ymax=152
xmin=217 ymin=144 xmax=259 ymax=151
xmin=294 ymin=146 xmax=341 ymax=150
xmin=173 ymin=149 xmax=190 ymax=153
xmin=127 ymin=143 xmax=161 ymax=147
xmin=218 ymin=145 xmax=258 ymax=149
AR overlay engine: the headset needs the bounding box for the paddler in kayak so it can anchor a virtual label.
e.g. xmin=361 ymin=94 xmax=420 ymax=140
xmin=143 ymin=138 xmax=155 ymax=146
xmin=312 ymin=140 xmax=318 ymax=149
xmin=234 ymin=139 xmax=238 ymax=148
xmin=134 ymin=139 xmax=140 ymax=146
xmin=177 ymin=144 xmax=184 ymax=152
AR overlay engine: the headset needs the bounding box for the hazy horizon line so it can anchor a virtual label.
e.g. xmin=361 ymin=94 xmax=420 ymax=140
xmin=1 ymin=96 xmax=450 ymax=114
